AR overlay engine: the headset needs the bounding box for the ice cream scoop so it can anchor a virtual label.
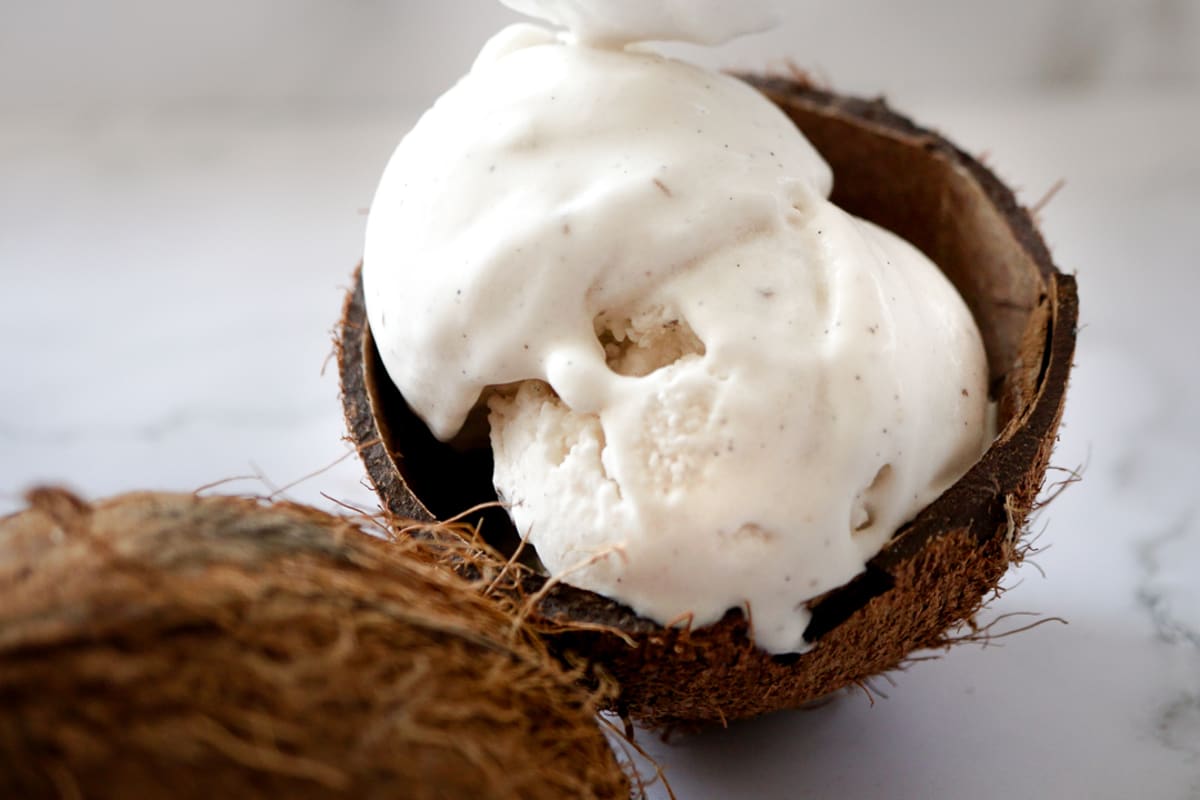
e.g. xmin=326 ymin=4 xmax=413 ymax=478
xmin=343 ymin=82 xmax=1076 ymax=728
xmin=363 ymin=10 xmax=990 ymax=654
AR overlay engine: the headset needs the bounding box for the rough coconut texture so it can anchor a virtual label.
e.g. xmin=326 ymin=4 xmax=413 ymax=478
xmin=337 ymin=77 xmax=1078 ymax=728
xmin=0 ymin=490 xmax=632 ymax=798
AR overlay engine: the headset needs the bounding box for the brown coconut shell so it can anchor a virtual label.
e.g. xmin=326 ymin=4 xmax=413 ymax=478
xmin=0 ymin=490 xmax=631 ymax=799
xmin=336 ymin=77 xmax=1078 ymax=728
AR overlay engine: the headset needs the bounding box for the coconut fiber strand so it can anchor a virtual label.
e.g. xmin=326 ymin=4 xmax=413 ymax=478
xmin=0 ymin=490 xmax=630 ymax=799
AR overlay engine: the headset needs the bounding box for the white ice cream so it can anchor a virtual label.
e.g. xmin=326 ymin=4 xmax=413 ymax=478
xmin=498 ymin=0 xmax=780 ymax=46
xmin=363 ymin=7 xmax=989 ymax=654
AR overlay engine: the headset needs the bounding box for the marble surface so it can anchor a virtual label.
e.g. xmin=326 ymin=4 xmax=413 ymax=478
xmin=2 ymin=87 xmax=1198 ymax=798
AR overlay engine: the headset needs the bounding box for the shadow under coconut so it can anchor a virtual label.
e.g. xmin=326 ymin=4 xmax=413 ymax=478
xmin=632 ymin=612 xmax=1197 ymax=800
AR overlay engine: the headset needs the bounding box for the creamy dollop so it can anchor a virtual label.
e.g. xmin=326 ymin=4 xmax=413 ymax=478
xmin=363 ymin=15 xmax=989 ymax=654
xmin=499 ymin=0 xmax=779 ymax=46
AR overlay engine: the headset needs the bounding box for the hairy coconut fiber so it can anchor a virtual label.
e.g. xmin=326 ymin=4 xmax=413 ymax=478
xmin=0 ymin=490 xmax=631 ymax=799
xmin=336 ymin=76 xmax=1078 ymax=728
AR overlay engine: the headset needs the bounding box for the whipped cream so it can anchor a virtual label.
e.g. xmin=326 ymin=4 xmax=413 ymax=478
xmin=499 ymin=0 xmax=779 ymax=47
xmin=363 ymin=8 xmax=989 ymax=654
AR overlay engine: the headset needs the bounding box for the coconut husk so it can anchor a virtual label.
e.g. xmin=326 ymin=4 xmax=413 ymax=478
xmin=0 ymin=490 xmax=632 ymax=798
xmin=336 ymin=77 xmax=1078 ymax=728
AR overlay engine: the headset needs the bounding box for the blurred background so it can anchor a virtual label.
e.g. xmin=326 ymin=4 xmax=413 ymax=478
xmin=4 ymin=0 xmax=1199 ymax=112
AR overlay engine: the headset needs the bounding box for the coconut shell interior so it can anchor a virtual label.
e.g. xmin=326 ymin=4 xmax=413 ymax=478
xmin=337 ymin=78 xmax=1078 ymax=728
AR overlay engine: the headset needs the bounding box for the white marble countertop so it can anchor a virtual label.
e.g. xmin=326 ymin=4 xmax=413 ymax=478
xmin=2 ymin=87 xmax=1198 ymax=798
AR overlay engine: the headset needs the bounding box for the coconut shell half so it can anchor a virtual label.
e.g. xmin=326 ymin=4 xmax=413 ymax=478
xmin=0 ymin=491 xmax=631 ymax=799
xmin=337 ymin=77 xmax=1078 ymax=728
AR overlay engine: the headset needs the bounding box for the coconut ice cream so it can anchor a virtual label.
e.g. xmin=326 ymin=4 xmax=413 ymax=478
xmin=497 ymin=0 xmax=780 ymax=46
xmin=362 ymin=1 xmax=989 ymax=654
